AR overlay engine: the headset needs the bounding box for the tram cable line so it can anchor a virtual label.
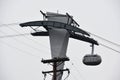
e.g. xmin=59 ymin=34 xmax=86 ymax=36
xmin=0 ymin=40 xmax=41 ymax=59
xmin=99 ymin=43 xmax=120 ymax=53
xmin=0 ymin=31 xmax=120 ymax=54
xmin=0 ymin=22 xmax=22 ymax=27
xmin=0 ymin=28 xmax=59 ymax=56
xmin=0 ymin=23 xmax=120 ymax=48
xmin=0 ymin=31 xmax=49 ymax=54
xmin=0 ymin=23 xmax=120 ymax=47
xmin=0 ymin=33 xmax=30 ymax=38
xmin=1 ymin=25 xmax=61 ymax=55
xmin=88 ymin=32 xmax=120 ymax=47
xmin=79 ymin=25 xmax=120 ymax=47
xmin=8 ymin=26 xmax=50 ymax=49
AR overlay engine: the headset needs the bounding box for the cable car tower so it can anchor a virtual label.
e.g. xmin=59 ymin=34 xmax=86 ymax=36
xmin=19 ymin=10 xmax=101 ymax=80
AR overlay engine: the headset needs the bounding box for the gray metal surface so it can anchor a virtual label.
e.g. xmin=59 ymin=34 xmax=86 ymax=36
xmin=47 ymin=12 xmax=70 ymax=80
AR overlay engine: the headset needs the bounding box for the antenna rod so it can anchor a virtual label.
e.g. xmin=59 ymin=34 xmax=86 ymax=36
xmin=40 ymin=10 xmax=47 ymax=17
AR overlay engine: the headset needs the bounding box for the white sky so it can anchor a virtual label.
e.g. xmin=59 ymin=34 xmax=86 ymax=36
xmin=0 ymin=0 xmax=120 ymax=80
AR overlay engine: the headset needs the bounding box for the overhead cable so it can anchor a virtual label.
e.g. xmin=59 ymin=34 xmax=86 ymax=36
xmin=0 ymin=33 xmax=30 ymax=38
xmin=0 ymin=33 xmax=120 ymax=54
xmin=0 ymin=22 xmax=20 ymax=27
xmin=1 ymin=23 xmax=120 ymax=47
xmin=87 ymin=31 xmax=120 ymax=47
xmin=0 ymin=41 xmax=41 ymax=59
xmin=1 ymin=26 xmax=55 ymax=55
xmin=1 ymin=23 xmax=120 ymax=54
xmin=0 ymin=31 xmax=49 ymax=54
xmin=99 ymin=43 xmax=120 ymax=53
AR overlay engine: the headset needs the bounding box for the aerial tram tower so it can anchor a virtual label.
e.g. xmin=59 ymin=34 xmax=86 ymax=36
xmin=20 ymin=10 xmax=101 ymax=80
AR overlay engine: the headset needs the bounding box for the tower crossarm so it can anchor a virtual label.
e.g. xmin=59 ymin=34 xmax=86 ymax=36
xmin=19 ymin=21 xmax=90 ymax=36
xmin=42 ymin=68 xmax=69 ymax=74
xmin=41 ymin=57 xmax=70 ymax=63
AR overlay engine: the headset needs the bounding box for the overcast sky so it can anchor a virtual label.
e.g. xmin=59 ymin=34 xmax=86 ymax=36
xmin=0 ymin=0 xmax=120 ymax=80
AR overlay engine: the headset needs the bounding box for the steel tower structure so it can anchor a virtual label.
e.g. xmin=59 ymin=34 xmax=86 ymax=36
xmin=19 ymin=11 xmax=100 ymax=80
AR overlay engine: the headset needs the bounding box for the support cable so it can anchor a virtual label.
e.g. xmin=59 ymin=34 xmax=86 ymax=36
xmin=0 ymin=22 xmax=20 ymax=27
xmin=3 ymin=25 xmax=58 ymax=55
xmin=0 ymin=27 xmax=52 ymax=55
xmin=0 ymin=40 xmax=41 ymax=59
xmin=1 ymin=23 xmax=120 ymax=47
xmin=3 ymin=26 xmax=50 ymax=53
xmin=87 ymin=31 xmax=120 ymax=47
xmin=0 ymin=33 xmax=30 ymax=38
xmin=0 ymin=23 xmax=120 ymax=54
xmin=99 ymin=43 xmax=120 ymax=53
xmin=0 ymin=33 xmax=120 ymax=54
xmin=0 ymin=31 xmax=48 ymax=53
